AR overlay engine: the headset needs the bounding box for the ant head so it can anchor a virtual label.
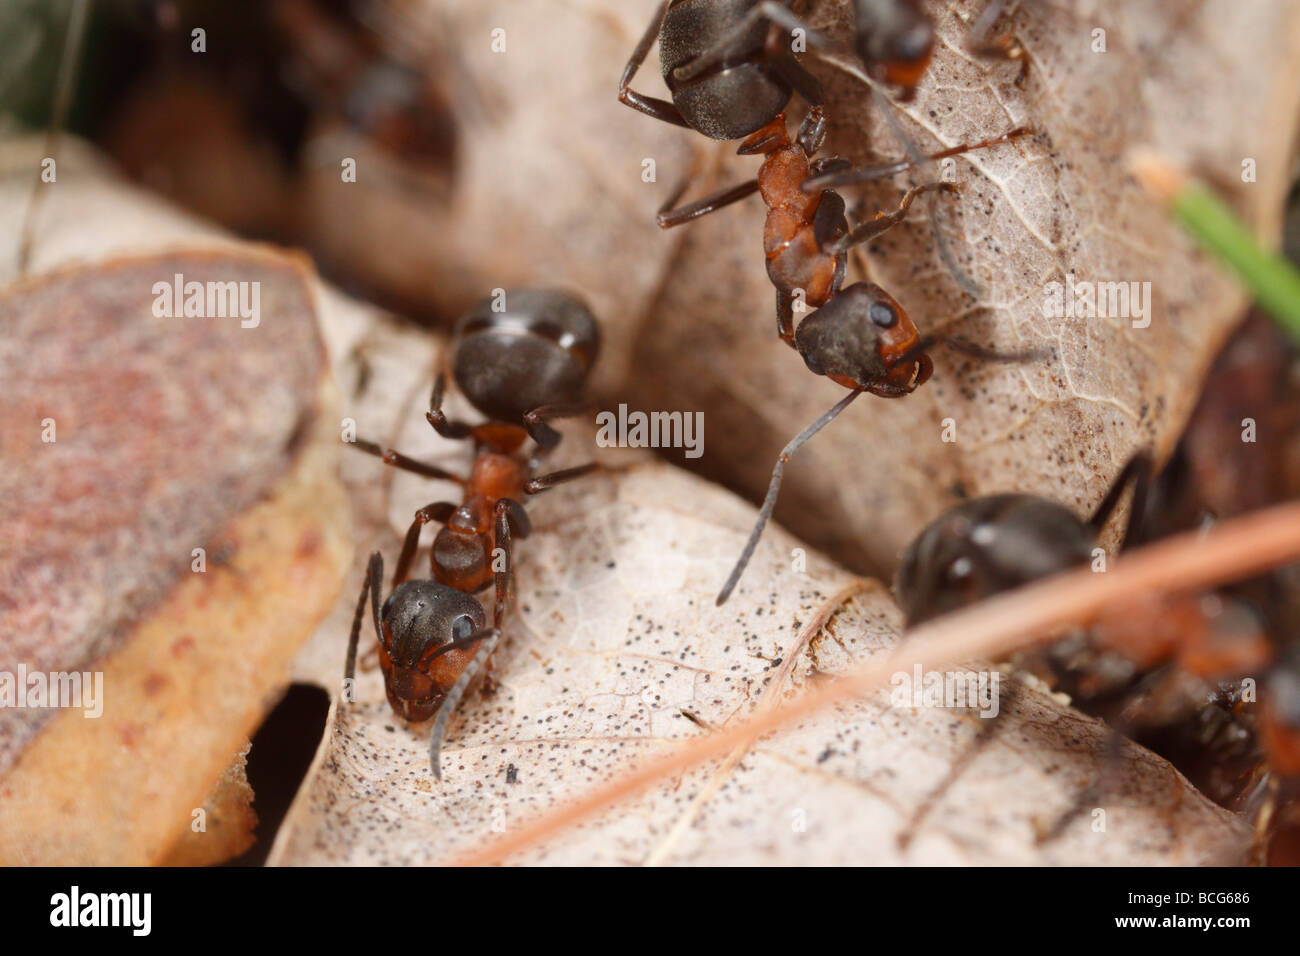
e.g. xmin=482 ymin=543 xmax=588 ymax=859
xmin=855 ymin=0 xmax=934 ymax=98
xmin=793 ymin=282 xmax=933 ymax=396
xmin=379 ymin=580 xmax=487 ymax=722
xmin=659 ymin=2 xmax=792 ymax=140
xmin=452 ymin=288 xmax=599 ymax=425
xmin=895 ymin=494 xmax=1095 ymax=627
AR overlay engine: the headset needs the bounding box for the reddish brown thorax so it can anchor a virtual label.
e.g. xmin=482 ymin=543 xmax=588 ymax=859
xmin=744 ymin=114 xmax=842 ymax=310
xmin=431 ymin=449 xmax=528 ymax=593
xmin=1090 ymin=594 xmax=1273 ymax=676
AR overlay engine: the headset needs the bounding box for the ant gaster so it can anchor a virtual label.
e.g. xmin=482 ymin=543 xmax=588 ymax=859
xmin=345 ymin=289 xmax=601 ymax=778
xmin=618 ymin=1 xmax=826 ymax=142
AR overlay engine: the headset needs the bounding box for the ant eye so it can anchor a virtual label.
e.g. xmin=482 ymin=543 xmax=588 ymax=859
xmin=451 ymin=614 xmax=476 ymax=642
xmin=869 ymin=303 xmax=897 ymax=328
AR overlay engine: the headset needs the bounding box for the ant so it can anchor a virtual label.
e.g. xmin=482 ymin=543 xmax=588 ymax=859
xmin=670 ymin=104 xmax=1032 ymax=605
xmin=618 ymin=1 xmax=1022 ymax=135
xmin=618 ymin=1 xmax=826 ymax=143
xmin=892 ymin=451 xmax=1300 ymax=854
xmin=344 ymin=289 xmax=601 ymax=778
xmin=838 ymin=0 xmax=1028 ymax=100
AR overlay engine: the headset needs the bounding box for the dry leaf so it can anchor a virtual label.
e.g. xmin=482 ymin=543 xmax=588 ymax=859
xmin=0 ymin=136 xmax=1255 ymax=864
xmin=160 ymin=744 xmax=257 ymax=867
xmin=0 ymin=146 xmax=352 ymax=863
xmin=270 ymin=452 xmax=1248 ymax=865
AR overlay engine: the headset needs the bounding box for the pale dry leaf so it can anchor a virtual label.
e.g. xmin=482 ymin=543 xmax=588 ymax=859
xmin=335 ymin=0 xmax=1300 ymax=580
xmin=270 ymin=450 xmax=1248 ymax=865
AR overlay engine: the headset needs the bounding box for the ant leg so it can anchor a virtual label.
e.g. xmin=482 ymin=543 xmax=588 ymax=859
xmin=618 ymin=1 xmax=690 ymax=129
xmin=16 ymin=0 xmax=91 ymax=275
xmin=1087 ymin=449 xmax=1153 ymax=550
xmin=525 ymin=463 xmax=600 ymax=495
xmin=523 ymin=402 xmax=591 ymax=451
xmin=393 ymin=502 xmax=456 ymax=588
xmin=425 ymin=373 xmax=475 ymax=440
xmin=802 ymin=127 xmax=1032 ymax=192
xmin=828 ymin=182 xmax=957 ymax=255
xmin=716 ymin=388 xmax=864 ymax=605
xmin=352 ymin=438 xmax=466 ymax=484
xmin=776 ymin=290 xmax=799 ymax=348
xmin=898 ymin=676 xmax=1021 ymax=849
xmin=768 ymin=52 xmax=825 ymax=109
xmin=492 ymin=499 xmax=531 ymax=629
xmin=427 ymin=626 xmax=502 ymax=780
xmin=344 ymin=551 xmax=385 ymax=687
xmin=672 ymin=3 xmax=827 ymax=87
xmin=657 ymin=178 xmax=760 ymax=229
xmin=966 ymin=0 xmax=1030 ymax=83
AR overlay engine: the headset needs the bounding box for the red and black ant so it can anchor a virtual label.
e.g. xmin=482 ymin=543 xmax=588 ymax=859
xmin=618 ymin=1 xmax=826 ymax=142
xmin=837 ymin=0 xmax=1027 ymax=100
xmin=344 ymin=289 xmax=601 ymax=778
xmin=618 ymin=1 xmax=1022 ymax=131
xmin=893 ymin=451 xmax=1300 ymax=854
xmin=653 ymin=104 xmax=1033 ymax=604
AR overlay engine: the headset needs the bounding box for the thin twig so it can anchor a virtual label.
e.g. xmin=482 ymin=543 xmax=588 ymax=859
xmin=447 ymin=500 xmax=1300 ymax=866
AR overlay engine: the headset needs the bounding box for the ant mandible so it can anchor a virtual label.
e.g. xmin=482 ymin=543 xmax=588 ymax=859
xmin=344 ymin=289 xmax=601 ymax=778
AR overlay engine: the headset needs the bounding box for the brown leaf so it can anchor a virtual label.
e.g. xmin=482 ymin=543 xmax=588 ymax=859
xmin=160 ymin=744 xmax=257 ymax=867
xmin=0 ymin=150 xmax=352 ymax=862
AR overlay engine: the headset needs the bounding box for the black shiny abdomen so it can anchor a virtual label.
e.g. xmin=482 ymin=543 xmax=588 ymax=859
xmin=896 ymin=494 xmax=1096 ymax=626
xmin=452 ymin=288 xmax=600 ymax=424
xmin=659 ymin=0 xmax=791 ymax=140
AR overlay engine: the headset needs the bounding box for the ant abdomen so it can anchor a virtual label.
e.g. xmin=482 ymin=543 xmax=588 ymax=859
xmin=895 ymin=494 xmax=1096 ymax=627
xmin=452 ymin=288 xmax=600 ymax=425
xmin=659 ymin=0 xmax=791 ymax=140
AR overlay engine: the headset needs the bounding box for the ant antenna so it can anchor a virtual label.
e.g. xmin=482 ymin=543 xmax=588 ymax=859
xmin=867 ymin=84 xmax=984 ymax=300
xmin=1087 ymin=449 xmax=1153 ymax=549
xmin=716 ymin=388 xmax=864 ymax=606
xmin=17 ymin=0 xmax=92 ymax=274
xmin=428 ymin=628 xmax=501 ymax=780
